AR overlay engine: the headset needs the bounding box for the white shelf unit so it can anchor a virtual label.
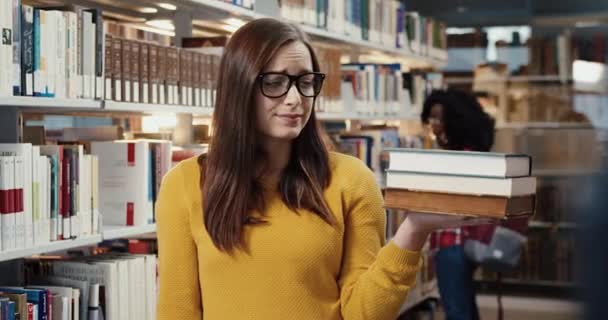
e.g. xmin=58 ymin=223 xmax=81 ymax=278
xmin=0 ymin=235 xmax=103 ymax=263
xmin=0 ymin=97 xmax=102 ymax=110
xmin=103 ymin=101 xmax=214 ymax=115
xmin=102 ymin=224 xmax=157 ymax=241
xmin=0 ymin=224 xmax=159 ymax=262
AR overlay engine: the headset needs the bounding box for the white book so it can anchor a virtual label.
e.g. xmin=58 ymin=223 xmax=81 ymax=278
xmin=82 ymin=11 xmax=94 ymax=99
xmin=13 ymin=155 xmax=26 ymax=249
xmin=46 ymin=11 xmax=58 ymax=97
xmin=32 ymin=303 xmax=38 ymax=320
xmin=89 ymin=260 xmax=119 ymax=320
xmin=80 ymin=155 xmax=92 ymax=236
xmin=386 ymin=171 xmax=537 ymax=197
xmin=387 ymin=148 xmax=533 ymax=178
xmin=65 ymin=12 xmax=78 ymax=99
xmin=0 ymin=144 xmax=33 ymax=248
xmin=55 ymin=12 xmax=67 ymax=98
xmin=30 ymin=148 xmax=40 ymax=245
xmin=74 ymin=145 xmax=84 ymax=238
xmin=0 ymin=156 xmax=16 ymax=250
xmin=91 ymin=141 xmax=153 ymax=226
xmin=0 ymin=0 xmax=12 ymax=96
xmin=45 ymin=157 xmax=52 ymax=243
xmin=91 ymin=156 xmax=99 ymax=235
xmin=143 ymin=255 xmax=157 ymax=320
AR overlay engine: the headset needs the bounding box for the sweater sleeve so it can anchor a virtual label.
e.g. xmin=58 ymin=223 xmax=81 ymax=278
xmin=339 ymin=160 xmax=422 ymax=320
xmin=156 ymin=164 xmax=203 ymax=320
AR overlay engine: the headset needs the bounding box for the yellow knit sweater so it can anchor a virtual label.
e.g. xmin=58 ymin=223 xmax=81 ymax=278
xmin=156 ymin=152 xmax=421 ymax=320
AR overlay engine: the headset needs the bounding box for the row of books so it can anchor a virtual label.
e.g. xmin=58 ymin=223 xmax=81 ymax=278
xmin=0 ymin=140 xmax=172 ymax=253
xmin=280 ymin=0 xmax=448 ymax=59
xmin=104 ymin=35 xmax=220 ymax=107
xmin=0 ymin=251 xmax=158 ymax=320
xmin=0 ymin=1 xmax=104 ymax=99
xmin=0 ymin=144 xmax=99 ymax=252
xmin=341 ymin=64 xmax=420 ymax=116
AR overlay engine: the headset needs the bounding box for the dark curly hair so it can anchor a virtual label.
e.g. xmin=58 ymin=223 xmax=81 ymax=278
xmin=421 ymin=89 xmax=495 ymax=152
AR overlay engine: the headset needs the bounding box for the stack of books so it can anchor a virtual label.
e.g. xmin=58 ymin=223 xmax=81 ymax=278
xmin=384 ymin=149 xmax=537 ymax=219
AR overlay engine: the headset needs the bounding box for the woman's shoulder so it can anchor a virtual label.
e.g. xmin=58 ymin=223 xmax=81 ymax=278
xmin=162 ymin=155 xmax=201 ymax=191
xmin=328 ymin=151 xmax=375 ymax=181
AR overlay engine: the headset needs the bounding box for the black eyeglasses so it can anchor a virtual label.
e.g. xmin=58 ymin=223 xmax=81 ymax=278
xmin=257 ymin=72 xmax=325 ymax=98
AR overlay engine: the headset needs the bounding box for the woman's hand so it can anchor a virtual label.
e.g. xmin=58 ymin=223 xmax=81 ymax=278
xmin=391 ymin=211 xmax=495 ymax=251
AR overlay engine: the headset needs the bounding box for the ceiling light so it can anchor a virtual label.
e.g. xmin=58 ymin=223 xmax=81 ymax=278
xmin=157 ymin=3 xmax=177 ymax=11
xmin=145 ymin=19 xmax=175 ymax=31
xmin=138 ymin=7 xmax=158 ymax=13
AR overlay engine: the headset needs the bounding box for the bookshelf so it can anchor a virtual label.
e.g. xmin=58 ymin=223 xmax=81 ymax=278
xmin=103 ymin=101 xmax=214 ymax=116
xmin=0 ymin=235 xmax=103 ymax=263
xmin=0 ymin=224 xmax=158 ymax=262
xmin=102 ymin=224 xmax=157 ymax=240
xmin=0 ymin=97 xmax=102 ymax=110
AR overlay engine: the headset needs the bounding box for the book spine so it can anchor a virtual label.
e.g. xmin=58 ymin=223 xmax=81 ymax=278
xmin=89 ymin=9 xmax=103 ymax=100
xmin=55 ymin=12 xmax=66 ymax=98
xmin=0 ymin=0 xmax=13 ymax=96
xmin=1 ymin=156 xmax=16 ymax=250
xmin=179 ymin=50 xmax=186 ymax=105
xmin=62 ymin=148 xmax=71 ymax=239
xmin=130 ymin=41 xmax=140 ymax=103
xmin=122 ymin=39 xmax=131 ymax=102
xmin=32 ymin=9 xmax=42 ymax=96
xmin=104 ymin=34 xmax=112 ymax=100
xmin=167 ymin=47 xmax=177 ymax=105
xmin=44 ymin=11 xmax=56 ymax=98
xmin=91 ymin=155 xmax=99 ymax=235
xmin=12 ymin=0 xmax=22 ymax=95
xmin=147 ymin=44 xmax=157 ymax=104
xmin=157 ymin=46 xmax=166 ymax=105
xmin=21 ymin=5 xmax=33 ymax=96
xmin=193 ymin=53 xmax=201 ymax=107
xmin=112 ymin=37 xmax=122 ymax=101
xmin=67 ymin=12 xmax=78 ymax=99
xmin=75 ymin=7 xmax=83 ymax=98
xmin=141 ymin=42 xmax=150 ymax=104
xmin=13 ymin=155 xmax=25 ymax=248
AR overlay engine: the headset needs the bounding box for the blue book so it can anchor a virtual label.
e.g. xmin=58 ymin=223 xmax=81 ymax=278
xmin=0 ymin=298 xmax=10 ymax=320
xmin=8 ymin=301 xmax=15 ymax=320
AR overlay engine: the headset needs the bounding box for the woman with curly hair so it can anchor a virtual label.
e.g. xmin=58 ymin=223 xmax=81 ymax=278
xmin=421 ymin=89 xmax=496 ymax=320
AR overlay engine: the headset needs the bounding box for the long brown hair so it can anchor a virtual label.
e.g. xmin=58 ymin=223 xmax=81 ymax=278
xmin=201 ymin=18 xmax=334 ymax=252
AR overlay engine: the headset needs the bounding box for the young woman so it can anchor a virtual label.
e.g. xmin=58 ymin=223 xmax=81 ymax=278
xmin=156 ymin=18 xmax=481 ymax=320
xmin=421 ymin=89 xmax=496 ymax=320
